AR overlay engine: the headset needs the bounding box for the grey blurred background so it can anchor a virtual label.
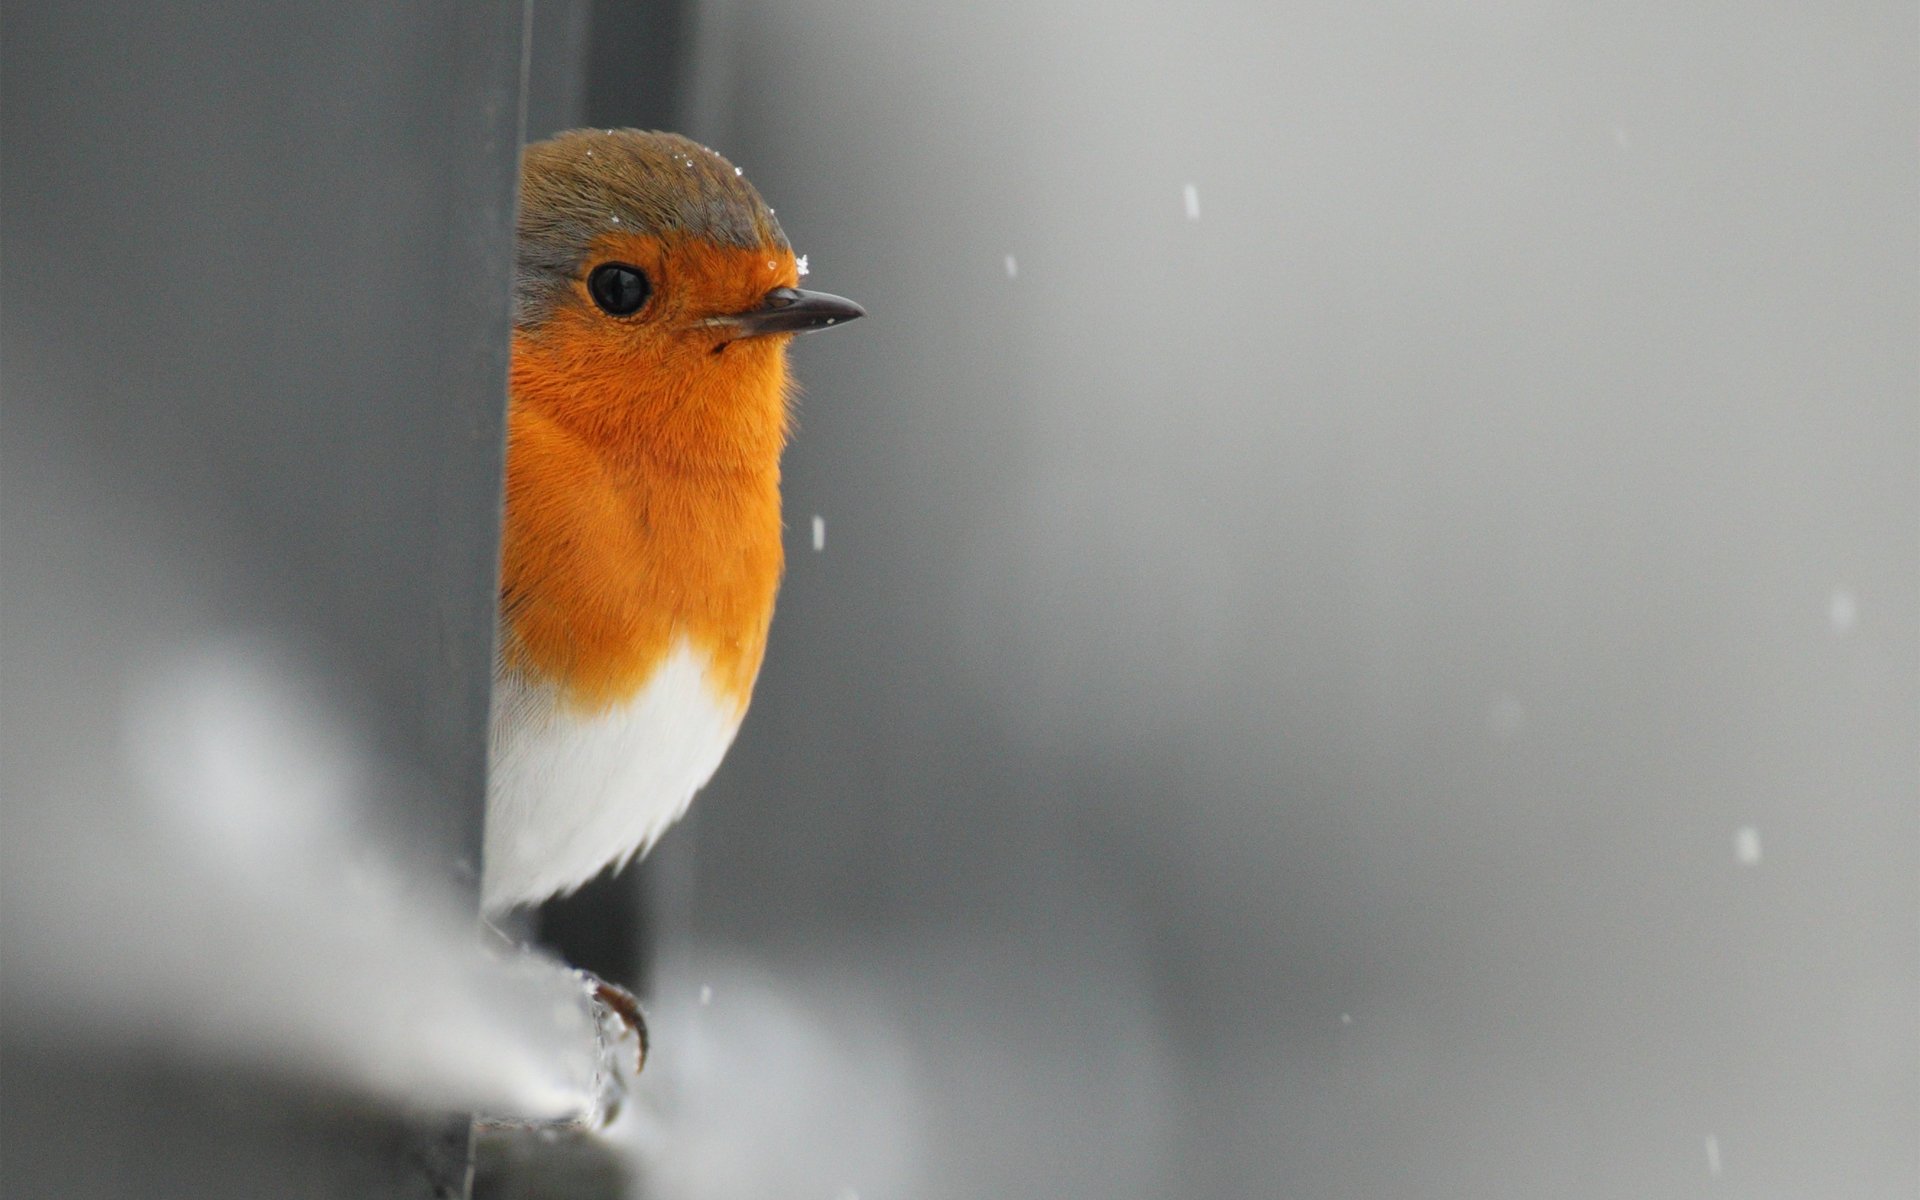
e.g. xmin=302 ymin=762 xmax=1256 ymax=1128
xmin=619 ymin=3 xmax=1918 ymax=1198
xmin=4 ymin=2 xmax=524 ymax=1195
xmin=5 ymin=2 xmax=1915 ymax=1199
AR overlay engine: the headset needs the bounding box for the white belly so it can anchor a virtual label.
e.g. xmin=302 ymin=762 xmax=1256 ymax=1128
xmin=482 ymin=639 xmax=741 ymax=914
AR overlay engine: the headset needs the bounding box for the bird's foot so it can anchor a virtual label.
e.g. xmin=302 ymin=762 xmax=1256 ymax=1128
xmin=470 ymin=960 xmax=642 ymax=1134
xmin=579 ymin=969 xmax=649 ymax=1077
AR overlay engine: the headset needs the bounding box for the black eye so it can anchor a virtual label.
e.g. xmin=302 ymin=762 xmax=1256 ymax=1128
xmin=588 ymin=262 xmax=651 ymax=316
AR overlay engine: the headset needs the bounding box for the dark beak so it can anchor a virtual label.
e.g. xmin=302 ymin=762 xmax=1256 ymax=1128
xmin=719 ymin=287 xmax=865 ymax=337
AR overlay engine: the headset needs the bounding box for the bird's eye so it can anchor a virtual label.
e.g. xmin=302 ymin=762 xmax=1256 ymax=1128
xmin=588 ymin=263 xmax=651 ymax=316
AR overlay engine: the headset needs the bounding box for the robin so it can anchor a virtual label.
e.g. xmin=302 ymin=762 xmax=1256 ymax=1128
xmin=483 ymin=129 xmax=861 ymax=920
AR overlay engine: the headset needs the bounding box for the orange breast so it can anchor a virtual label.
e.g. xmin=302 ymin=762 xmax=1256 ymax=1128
xmin=498 ymin=326 xmax=789 ymax=716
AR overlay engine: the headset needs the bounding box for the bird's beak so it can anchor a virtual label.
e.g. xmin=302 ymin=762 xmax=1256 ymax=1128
xmin=716 ymin=287 xmax=865 ymax=338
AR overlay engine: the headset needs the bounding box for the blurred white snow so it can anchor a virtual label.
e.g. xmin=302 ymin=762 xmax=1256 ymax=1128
xmin=2 ymin=632 xmax=608 ymax=1124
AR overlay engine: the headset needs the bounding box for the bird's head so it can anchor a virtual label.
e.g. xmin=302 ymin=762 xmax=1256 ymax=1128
xmin=511 ymin=129 xmax=862 ymax=470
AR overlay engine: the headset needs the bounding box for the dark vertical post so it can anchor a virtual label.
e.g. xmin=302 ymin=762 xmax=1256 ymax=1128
xmin=1 ymin=2 xmax=529 ymax=1196
xmin=513 ymin=0 xmax=695 ymax=1010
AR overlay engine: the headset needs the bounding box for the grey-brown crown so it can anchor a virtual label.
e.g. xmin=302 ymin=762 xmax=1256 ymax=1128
xmin=514 ymin=129 xmax=789 ymax=329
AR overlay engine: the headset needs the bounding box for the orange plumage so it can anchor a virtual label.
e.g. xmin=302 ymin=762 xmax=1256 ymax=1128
xmin=501 ymin=234 xmax=795 ymax=714
xmin=484 ymin=131 xmax=861 ymax=913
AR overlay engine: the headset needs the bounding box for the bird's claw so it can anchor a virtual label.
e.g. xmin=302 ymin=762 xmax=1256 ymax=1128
xmin=580 ymin=969 xmax=649 ymax=1077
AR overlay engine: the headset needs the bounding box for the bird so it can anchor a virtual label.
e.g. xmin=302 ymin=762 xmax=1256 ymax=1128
xmin=483 ymin=129 xmax=862 ymax=916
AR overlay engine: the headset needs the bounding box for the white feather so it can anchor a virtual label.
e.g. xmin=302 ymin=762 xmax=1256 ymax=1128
xmin=483 ymin=639 xmax=740 ymax=913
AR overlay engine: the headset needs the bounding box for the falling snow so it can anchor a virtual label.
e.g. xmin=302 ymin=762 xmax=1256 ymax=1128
xmin=1183 ymin=182 xmax=1201 ymax=220
xmin=1704 ymin=1135 xmax=1722 ymax=1177
xmin=698 ymin=985 xmax=712 ymax=1006
xmin=812 ymin=515 xmax=826 ymax=551
xmin=797 ymin=254 xmax=810 ymax=277
xmin=1828 ymin=588 xmax=1857 ymax=633
xmin=1734 ymin=826 xmax=1762 ymax=866
xmin=1004 ymin=254 xmax=1019 ymax=278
